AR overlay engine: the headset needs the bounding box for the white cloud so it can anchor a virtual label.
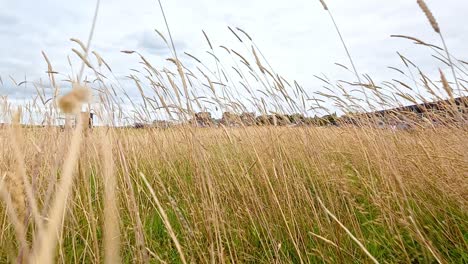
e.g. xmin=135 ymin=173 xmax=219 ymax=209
xmin=0 ymin=0 xmax=467 ymax=111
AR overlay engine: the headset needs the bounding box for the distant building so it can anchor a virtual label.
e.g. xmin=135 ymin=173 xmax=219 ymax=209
xmin=221 ymin=112 xmax=241 ymax=126
xmin=194 ymin=112 xmax=213 ymax=127
xmin=255 ymin=115 xmax=274 ymax=126
xmin=370 ymin=96 xmax=467 ymax=117
xmin=134 ymin=123 xmax=147 ymax=129
xmin=343 ymin=96 xmax=468 ymax=128
xmin=240 ymin=112 xmax=256 ymax=126
xmin=255 ymin=114 xmax=291 ymax=126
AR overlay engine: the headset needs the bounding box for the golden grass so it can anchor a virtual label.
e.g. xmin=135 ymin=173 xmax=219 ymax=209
xmin=0 ymin=126 xmax=466 ymax=263
xmin=100 ymin=130 xmax=121 ymax=264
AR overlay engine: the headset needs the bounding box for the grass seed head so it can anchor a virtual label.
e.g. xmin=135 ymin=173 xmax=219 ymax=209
xmin=417 ymin=0 xmax=440 ymax=33
xmin=319 ymin=0 xmax=328 ymax=10
xmin=4 ymin=172 xmax=26 ymax=222
xmin=439 ymin=69 xmax=453 ymax=100
xmin=58 ymin=83 xmax=91 ymax=113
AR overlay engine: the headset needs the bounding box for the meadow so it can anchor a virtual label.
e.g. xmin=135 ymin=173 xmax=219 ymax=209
xmin=0 ymin=0 xmax=467 ymax=263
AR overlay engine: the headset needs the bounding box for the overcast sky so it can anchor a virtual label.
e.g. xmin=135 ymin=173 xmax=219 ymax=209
xmin=1 ymin=0 xmax=467 ymax=106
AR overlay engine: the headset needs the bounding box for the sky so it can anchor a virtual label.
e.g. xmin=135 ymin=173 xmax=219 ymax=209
xmin=0 ymin=0 xmax=467 ymax=116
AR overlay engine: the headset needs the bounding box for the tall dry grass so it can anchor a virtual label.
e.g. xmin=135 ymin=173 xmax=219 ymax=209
xmin=0 ymin=0 xmax=467 ymax=263
xmin=0 ymin=126 xmax=467 ymax=263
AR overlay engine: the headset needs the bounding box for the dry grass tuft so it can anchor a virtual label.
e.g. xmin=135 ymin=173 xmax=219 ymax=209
xmin=417 ymin=0 xmax=440 ymax=33
xmin=31 ymin=116 xmax=85 ymax=264
xmin=439 ymin=69 xmax=454 ymax=100
xmin=58 ymin=83 xmax=91 ymax=113
xmin=2 ymin=172 xmax=26 ymax=225
xmin=319 ymin=0 xmax=328 ymax=10
xmin=101 ymin=131 xmax=121 ymax=264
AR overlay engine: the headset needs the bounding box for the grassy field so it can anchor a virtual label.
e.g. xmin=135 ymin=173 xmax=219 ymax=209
xmin=0 ymin=125 xmax=467 ymax=263
xmin=1 ymin=0 xmax=468 ymax=263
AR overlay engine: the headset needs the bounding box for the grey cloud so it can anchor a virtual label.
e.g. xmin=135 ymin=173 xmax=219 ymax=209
xmin=0 ymin=81 xmax=41 ymax=99
xmin=136 ymin=30 xmax=187 ymax=56
xmin=0 ymin=13 xmax=21 ymax=35
xmin=0 ymin=13 xmax=19 ymax=26
xmin=138 ymin=31 xmax=169 ymax=55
